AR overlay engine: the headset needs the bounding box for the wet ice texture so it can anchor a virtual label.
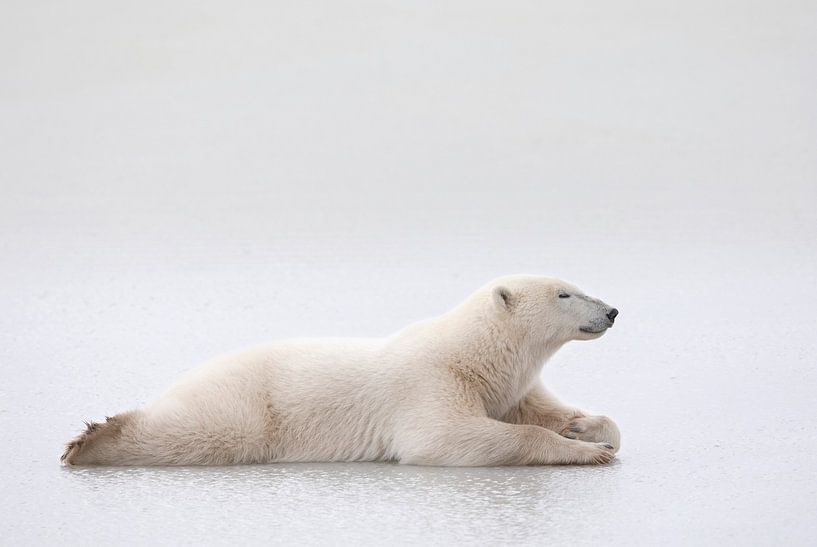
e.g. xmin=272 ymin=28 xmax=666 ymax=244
xmin=1 ymin=1 xmax=816 ymax=545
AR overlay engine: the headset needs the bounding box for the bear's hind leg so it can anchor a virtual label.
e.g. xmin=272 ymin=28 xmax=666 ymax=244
xmin=62 ymin=411 xmax=143 ymax=465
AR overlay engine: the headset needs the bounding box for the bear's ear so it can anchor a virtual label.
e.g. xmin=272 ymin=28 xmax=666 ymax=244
xmin=492 ymin=285 xmax=514 ymax=312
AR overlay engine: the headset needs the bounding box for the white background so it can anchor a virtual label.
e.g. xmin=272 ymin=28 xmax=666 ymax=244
xmin=1 ymin=1 xmax=816 ymax=544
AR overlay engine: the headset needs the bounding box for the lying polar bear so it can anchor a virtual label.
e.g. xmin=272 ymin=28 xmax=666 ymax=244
xmin=62 ymin=275 xmax=621 ymax=467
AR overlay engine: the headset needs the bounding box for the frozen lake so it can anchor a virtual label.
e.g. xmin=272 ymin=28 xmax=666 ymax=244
xmin=2 ymin=0 xmax=816 ymax=544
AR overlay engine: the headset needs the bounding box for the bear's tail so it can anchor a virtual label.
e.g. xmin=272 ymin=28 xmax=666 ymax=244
xmin=61 ymin=411 xmax=148 ymax=466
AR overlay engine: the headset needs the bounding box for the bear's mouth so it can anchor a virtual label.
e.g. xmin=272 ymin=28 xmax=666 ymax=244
xmin=580 ymin=326 xmax=609 ymax=334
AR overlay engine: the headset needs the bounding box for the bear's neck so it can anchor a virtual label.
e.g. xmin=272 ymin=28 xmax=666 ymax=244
xmin=447 ymin=313 xmax=566 ymax=418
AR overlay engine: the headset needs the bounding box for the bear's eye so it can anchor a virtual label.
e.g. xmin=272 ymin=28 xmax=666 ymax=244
xmin=558 ymin=293 xmax=570 ymax=299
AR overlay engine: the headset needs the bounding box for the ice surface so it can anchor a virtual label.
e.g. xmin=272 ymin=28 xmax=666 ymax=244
xmin=1 ymin=1 xmax=816 ymax=545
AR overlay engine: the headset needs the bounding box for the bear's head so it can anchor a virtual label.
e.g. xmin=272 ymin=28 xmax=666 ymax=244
xmin=490 ymin=275 xmax=618 ymax=344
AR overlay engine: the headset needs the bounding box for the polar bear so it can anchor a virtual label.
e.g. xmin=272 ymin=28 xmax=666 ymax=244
xmin=62 ymin=275 xmax=621 ymax=467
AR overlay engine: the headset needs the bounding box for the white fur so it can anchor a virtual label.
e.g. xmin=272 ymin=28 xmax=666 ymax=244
xmin=62 ymin=275 xmax=621 ymax=466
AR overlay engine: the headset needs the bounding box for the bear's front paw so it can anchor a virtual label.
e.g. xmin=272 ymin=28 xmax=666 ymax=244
xmin=560 ymin=415 xmax=621 ymax=453
xmin=569 ymin=441 xmax=616 ymax=465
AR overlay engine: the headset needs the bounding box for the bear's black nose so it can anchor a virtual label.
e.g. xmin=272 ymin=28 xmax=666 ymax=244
xmin=607 ymin=308 xmax=619 ymax=322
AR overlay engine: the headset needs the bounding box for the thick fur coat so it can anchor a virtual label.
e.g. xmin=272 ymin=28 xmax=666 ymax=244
xmin=62 ymin=275 xmax=621 ymax=466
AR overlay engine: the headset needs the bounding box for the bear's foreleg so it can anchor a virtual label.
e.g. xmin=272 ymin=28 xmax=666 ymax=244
xmin=502 ymin=384 xmax=621 ymax=452
xmin=399 ymin=417 xmax=615 ymax=466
